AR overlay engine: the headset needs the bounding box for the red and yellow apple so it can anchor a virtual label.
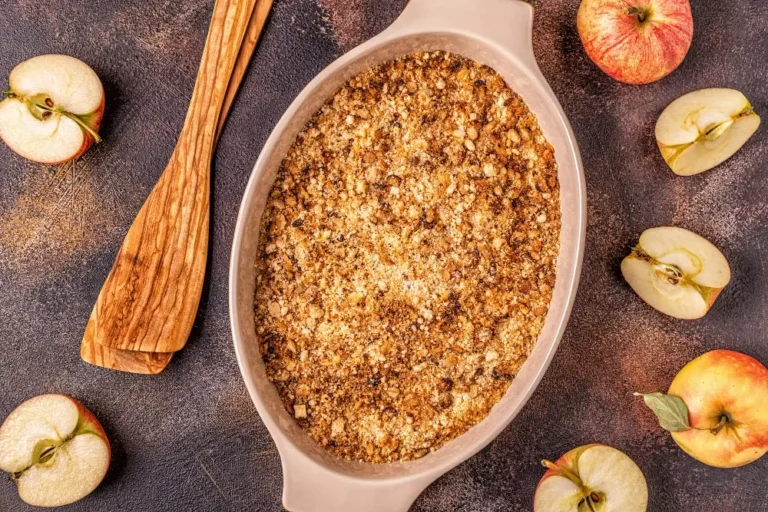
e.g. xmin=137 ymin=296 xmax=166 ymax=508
xmin=665 ymin=350 xmax=768 ymax=468
xmin=577 ymin=0 xmax=694 ymax=84
xmin=0 ymin=394 xmax=111 ymax=507
xmin=0 ymin=54 xmax=104 ymax=164
xmin=534 ymin=444 xmax=648 ymax=511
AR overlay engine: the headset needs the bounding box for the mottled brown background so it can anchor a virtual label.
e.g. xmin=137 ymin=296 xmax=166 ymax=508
xmin=0 ymin=0 xmax=766 ymax=510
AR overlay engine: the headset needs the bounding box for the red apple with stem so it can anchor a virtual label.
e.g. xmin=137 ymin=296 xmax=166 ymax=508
xmin=577 ymin=0 xmax=694 ymax=84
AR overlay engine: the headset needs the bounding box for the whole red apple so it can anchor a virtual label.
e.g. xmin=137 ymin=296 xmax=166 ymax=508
xmin=577 ymin=0 xmax=694 ymax=84
xmin=668 ymin=350 xmax=768 ymax=468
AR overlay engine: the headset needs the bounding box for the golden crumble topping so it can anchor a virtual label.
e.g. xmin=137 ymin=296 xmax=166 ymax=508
xmin=254 ymin=51 xmax=560 ymax=463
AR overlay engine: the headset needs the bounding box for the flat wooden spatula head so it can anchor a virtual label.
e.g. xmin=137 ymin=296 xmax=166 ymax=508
xmin=81 ymin=307 xmax=173 ymax=374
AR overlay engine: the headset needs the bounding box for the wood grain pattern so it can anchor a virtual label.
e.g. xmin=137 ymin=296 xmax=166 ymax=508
xmin=80 ymin=0 xmax=274 ymax=373
xmin=218 ymin=0 xmax=274 ymax=141
xmin=84 ymin=0 xmax=258 ymax=354
xmin=81 ymin=307 xmax=174 ymax=374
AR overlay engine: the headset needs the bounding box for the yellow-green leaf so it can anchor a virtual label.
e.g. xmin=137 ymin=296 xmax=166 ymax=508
xmin=634 ymin=392 xmax=691 ymax=432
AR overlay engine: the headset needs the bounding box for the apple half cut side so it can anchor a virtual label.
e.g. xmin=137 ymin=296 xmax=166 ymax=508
xmin=656 ymin=88 xmax=760 ymax=176
xmin=0 ymin=394 xmax=110 ymax=507
xmin=621 ymin=226 xmax=731 ymax=319
xmin=0 ymin=54 xmax=104 ymax=164
xmin=534 ymin=444 xmax=648 ymax=512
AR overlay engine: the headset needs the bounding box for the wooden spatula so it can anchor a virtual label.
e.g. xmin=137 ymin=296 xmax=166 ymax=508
xmin=80 ymin=0 xmax=274 ymax=374
xmin=81 ymin=0 xmax=266 ymax=366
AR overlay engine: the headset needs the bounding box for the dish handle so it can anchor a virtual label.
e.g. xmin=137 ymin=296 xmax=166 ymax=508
xmin=390 ymin=0 xmax=536 ymax=68
xmin=280 ymin=445 xmax=437 ymax=512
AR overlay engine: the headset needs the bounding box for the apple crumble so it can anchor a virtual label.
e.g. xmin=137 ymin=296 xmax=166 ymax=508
xmin=254 ymin=51 xmax=560 ymax=463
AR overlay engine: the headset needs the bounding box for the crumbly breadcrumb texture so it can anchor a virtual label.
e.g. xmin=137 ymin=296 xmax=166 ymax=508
xmin=254 ymin=51 xmax=560 ymax=463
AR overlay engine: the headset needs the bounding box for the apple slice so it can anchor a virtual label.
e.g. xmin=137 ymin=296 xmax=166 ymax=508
xmin=0 ymin=394 xmax=110 ymax=507
xmin=0 ymin=54 xmax=104 ymax=164
xmin=621 ymin=226 xmax=731 ymax=319
xmin=656 ymin=88 xmax=760 ymax=176
xmin=534 ymin=444 xmax=648 ymax=512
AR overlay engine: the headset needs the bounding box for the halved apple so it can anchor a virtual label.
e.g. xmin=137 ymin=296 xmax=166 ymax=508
xmin=656 ymin=88 xmax=760 ymax=176
xmin=621 ymin=226 xmax=731 ymax=319
xmin=0 ymin=394 xmax=111 ymax=507
xmin=534 ymin=444 xmax=648 ymax=512
xmin=0 ymin=54 xmax=104 ymax=164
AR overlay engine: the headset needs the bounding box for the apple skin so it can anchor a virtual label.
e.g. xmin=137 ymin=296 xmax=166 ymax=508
xmin=70 ymin=396 xmax=111 ymax=459
xmin=669 ymin=350 xmax=768 ymax=468
xmin=577 ymin=0 xmax=694 ymax=84
xmin=68 ymin=96 xmax=105 ymax=163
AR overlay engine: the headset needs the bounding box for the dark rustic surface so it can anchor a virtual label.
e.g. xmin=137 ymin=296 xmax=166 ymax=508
xmin=0 ymin=0 xmax=766 ymax=510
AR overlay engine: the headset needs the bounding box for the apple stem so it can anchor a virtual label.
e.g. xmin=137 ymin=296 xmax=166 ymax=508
xmin=541 ymin=459 xmax=586 ymax=491
xmin=624 ymin=5 xmax=649 ymax=23
xmin=709 ymin=414 xmax=729 ymax=435
xmin=60 ymin=111 xmax=103 ymax=144
xmin=2 ymin=90 xmax=15 ymax=99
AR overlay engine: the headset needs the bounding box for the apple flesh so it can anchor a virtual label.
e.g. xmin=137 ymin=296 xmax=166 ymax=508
xmin=577 ymin=0 xmax=693 ymax=84
xmin=656 ymin=88 xmax=761 ymax=176
xmin=534 ymin=444 xmax=648 ymax=512
xmin=0 ymin=54 xmax=104 ymax=164
xmin=0 ymin=394 xmax=110 ymax=507
xmin=621 ymin=226 xmax=730 ymax=319
xmin=668 ymin=350 xmax=768 ymax=468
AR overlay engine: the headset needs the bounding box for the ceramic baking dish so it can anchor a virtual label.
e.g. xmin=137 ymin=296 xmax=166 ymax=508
xmin=230 ymin=0 xmax=586 ymax=509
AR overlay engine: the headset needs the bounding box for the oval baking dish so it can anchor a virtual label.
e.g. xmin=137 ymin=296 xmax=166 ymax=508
xmin=230 ymin=0 xmax=586 ymax=510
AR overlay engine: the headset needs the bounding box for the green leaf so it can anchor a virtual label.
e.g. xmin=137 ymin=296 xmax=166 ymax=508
xmin=634 ymin=392 xmax=691 ymax=432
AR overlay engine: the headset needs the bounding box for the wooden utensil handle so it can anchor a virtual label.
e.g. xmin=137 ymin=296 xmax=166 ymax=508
xmin=177 ymin=0 xmax=258 ymax=160
xmin=217 ymin=0 xmax=273 ymax=142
